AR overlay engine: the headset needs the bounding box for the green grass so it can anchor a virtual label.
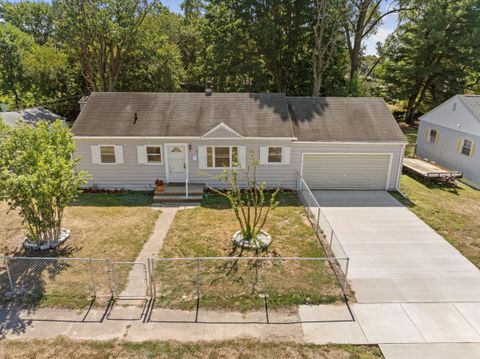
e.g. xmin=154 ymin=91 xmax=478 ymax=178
xmin=154 ymin=192 xmax=344 ymax=312
xmin=0 ymin=191 xmax=159 ymax=309
xmin=0 ymin=338 xmax=382 ymax=359
xmin=399 ymin=122 xmax=418 ymax=157
xmin=396 ymin=123 xmax=480 ymax=268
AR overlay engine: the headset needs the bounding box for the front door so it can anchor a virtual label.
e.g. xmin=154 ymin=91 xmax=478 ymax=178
xmin=167 ymin=144 xmax=187 ymax=182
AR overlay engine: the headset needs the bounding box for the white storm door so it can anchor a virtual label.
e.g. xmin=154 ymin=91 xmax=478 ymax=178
xmin=166 ymin=144 xmax=187 ymax=182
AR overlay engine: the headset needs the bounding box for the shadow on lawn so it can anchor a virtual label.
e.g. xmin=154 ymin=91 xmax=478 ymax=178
xmin=201 ymin=191 xmax=300 ymax=210
xmin=69 ymin=191 xmax=154 ymax=207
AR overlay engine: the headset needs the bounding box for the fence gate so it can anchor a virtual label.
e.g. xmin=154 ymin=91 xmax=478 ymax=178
xmin=111 ymin=261 xmax=150 ymax=299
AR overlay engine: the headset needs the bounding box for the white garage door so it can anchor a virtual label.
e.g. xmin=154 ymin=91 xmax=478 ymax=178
xmin=302 ymin=153 xmax=391 ymax=190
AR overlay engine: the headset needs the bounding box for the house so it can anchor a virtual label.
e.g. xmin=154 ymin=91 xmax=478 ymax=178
xmin=71 ymin=92 xmax=406 ymax=192
xmin=416 ymin=95 xmax=480 ymax=189
xmin=0 ymin=106 xmax=65 ymax=126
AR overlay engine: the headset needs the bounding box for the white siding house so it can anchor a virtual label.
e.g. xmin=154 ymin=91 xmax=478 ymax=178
xmin=72 ymin=92 xmax=406 ymax=191
xmin=416 ymin=95 xmax=480 ymax=189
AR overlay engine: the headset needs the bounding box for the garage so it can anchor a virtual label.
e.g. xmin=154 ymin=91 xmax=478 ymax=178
xmin=302 ymin=153 xmax=392 ymax=190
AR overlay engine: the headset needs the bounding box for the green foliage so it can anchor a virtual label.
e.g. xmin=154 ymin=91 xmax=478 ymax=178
xmin=0 ymin=119 xmax=91 ymax=243
xmin=213 ymin=153 xmax=280 ymax=245
xmin=377 ymin=0 xmax=480 ymax=122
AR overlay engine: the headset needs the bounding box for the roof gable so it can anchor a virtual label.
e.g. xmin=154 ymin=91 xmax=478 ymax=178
xmin=421 ymin=95 xmax=480 ymax=135
xmin=202 ymin=122 xmax=243 ymax=138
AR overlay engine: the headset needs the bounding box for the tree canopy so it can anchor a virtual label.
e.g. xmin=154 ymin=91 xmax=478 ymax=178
xmin=0 ymin=0 xmax=478 ymax=123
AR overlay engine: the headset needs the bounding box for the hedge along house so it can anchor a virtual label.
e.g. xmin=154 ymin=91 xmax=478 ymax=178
xmin=71 ymin=92 xmax=406 ymax=193
xmin=416 ymin=95 xmax=480 ymax=189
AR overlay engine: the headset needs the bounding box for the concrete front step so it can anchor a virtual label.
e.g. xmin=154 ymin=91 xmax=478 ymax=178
xmin=153 ymin=194 xmax=203 ymax=203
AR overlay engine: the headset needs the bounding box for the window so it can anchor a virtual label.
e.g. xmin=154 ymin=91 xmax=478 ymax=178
xmin=146 ymin=146 xmax=162 ymax=163
xmin=461 ymin=139 xmax=473 ymax=156
xmin=100 ymin=146 xmax=116 ymax=164
xmin=268 ymin=147 xmax=282 ymax=163
xmin=428 ymin=129 xmax=438 ymax=144
xmin=206 ymin=146 xmax=238 ymax=168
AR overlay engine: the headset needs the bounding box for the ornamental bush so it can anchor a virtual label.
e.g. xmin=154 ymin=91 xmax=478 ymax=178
xmin=0 ymin=118 xmax=90 ymax=244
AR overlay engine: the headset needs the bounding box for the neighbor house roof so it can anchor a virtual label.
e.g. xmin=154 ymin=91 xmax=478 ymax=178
xmin=287 ymin=97 xmax=406 ymax=142
xmin=72 ymin=92 xmax=406 ymax=142
xmin=0 ymin=106 xmax=65 ymax=126
xmin=72 ymin=92 xmax=294 ymax=138
xmin=458 ymin=95 xmax=480 ymax=120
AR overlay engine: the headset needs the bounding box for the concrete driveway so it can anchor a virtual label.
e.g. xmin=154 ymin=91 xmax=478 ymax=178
xmin=312 ymin=191 xmax=480 ymax=303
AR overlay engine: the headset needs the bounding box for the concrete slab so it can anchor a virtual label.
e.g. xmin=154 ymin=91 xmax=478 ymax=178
xmin=401 ymin=303 xmax=480 ymax=342
xmin=299 ymin=305 xmax=368 ymax=344
xmin=311 ymin=191 xmax=480 ymax=303
xmin=380 ymin=343 xmax=480 ymax=359
xmin=454 ymin=303 xmax=480 ymax=335
xmin=352 ymin=303 xmax=425 ymax=343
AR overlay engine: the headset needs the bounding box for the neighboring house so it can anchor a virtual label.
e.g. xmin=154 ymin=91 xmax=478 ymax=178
xmin=416 ymin=95 xmax=480 ymax=189
xmin=71 ymin=92 xmax=406 ymax=191
xmin=0 ymin=106 xmax=65 ymax=126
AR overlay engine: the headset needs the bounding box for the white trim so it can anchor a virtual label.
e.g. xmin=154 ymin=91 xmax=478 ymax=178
xmin=201 ymin=122 xmax=244 ymax=138
xmin=300 ymin=152 xmax=394 ymax=190
xmin=396 ymin=144 xmax=406 ymax=190
xmin=97 ymin=144 xmax=119 ymax=165
xmin=294 ymin=141 xmax=406 ymax=145
xmin=164 ymin=143 xmax=189 ymax=183
xmin=144 ymin=145 xmax=164 ymax=165
xmin=74 ymin=136 xmax=296 ymax=140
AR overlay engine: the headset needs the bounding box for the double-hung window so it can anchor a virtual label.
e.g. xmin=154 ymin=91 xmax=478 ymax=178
xmin=100 ymin=146 xmax=116 ymax=164
xmin=460 ymin=139 xmax=473 ymax=156
xmin=428 ymin=129 xmax=438 ymax=144
xmin=267 ymin=147 xmax=283 ymax=163
xmin=146 ymin=146 xmax=162 ymax=163
xmin=206 ymin=146 xmax=238 ymax=168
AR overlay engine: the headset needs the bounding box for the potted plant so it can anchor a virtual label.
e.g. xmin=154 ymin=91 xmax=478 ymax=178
xmin=155 ymin=179 xmax=164 ymax=192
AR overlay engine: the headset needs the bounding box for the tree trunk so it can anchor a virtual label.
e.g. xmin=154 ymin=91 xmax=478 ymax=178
xmin=405 ymin=79 xmax=423 ymax=125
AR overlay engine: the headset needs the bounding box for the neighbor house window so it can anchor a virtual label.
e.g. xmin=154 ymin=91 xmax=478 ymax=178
xmin=146 ymin=146 xmax=162 ymax=163
xmin=100 ymin=146 xmax=116 ymax=164
xmin=461 ymin=139 xmax=473 ymax=156
xmin=206 ymin=146 xmax=238 ymax=168
xmin=267 ymin=147 xmax=283 ymax=163
xmin=428 ymin=129 xmax=438 ymax=144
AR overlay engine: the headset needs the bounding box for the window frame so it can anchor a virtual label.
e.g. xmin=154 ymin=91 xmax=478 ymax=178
xmin=99 ymin=145 xmax=117 ymax=164
xmin=428 ymin=128 xmax=438 ymax=144
xmin=145 ymin=145 xmax=163 ymax=165
xmin=266 ymin=146 xmax=283 ymax=164
xmin=205 ymin=146 xmax=239 ymax=169
xmin=460 ymin=138 xmax=473 ymax=156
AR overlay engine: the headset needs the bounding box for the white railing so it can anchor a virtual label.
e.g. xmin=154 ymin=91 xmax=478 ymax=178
xmin=185 ymin=178 xmax=189 ymax=199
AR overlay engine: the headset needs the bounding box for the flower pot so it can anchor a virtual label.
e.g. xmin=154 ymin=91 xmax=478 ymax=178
xmin=156 ymin=185 xmax=164 ymax=192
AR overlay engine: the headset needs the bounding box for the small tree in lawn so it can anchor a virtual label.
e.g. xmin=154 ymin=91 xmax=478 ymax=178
xmin=214 ymin=152 xmax=280 ymax=249
xmin=0 ymin=118 xmax=90 ymax=247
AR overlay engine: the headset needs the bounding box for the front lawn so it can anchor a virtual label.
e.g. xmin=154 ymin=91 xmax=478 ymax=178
xmin=155 ymin=192 xmax=345 ymax=312
xmin=0 ymin=191 xmax=159 ymax=308
xmin=0 ymin=338 xmax=382 ymax=358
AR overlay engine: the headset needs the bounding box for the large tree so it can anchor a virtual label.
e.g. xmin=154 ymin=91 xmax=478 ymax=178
xmin=56 ymin=0 xmax=157 ymax=92
xmin=378 ymin=0 xmax=480 ymax=123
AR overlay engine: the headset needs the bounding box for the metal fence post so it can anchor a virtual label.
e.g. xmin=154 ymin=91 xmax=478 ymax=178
xmin=330 ymin=230 xmax=334 ymax=249
xmin=150 ymin=258 xmax=156 ymax=298
xmin=88 ymin=258 xmax=97 ymax=297
xmin=316 ymin=207 xmax=321 ymax=233
xmin=195 ymin=258 xmax=200 ymax=323
xmin=4 ymin=257 xmax=15 ymax=294
xmin=343 ymin=258 xmax=350 ymax=293
xmin=106 ymin=259 xmax=115 ymax=297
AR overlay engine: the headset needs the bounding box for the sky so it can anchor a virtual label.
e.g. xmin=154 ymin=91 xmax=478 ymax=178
xmin=162 ymin=0 xmax=399 ymax=56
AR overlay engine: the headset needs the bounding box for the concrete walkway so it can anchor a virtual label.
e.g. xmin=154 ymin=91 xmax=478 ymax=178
xmin=121 ymin=207 xmax=178 ymax=298
xmin=305 ymin=191 xmax=480 ymax=357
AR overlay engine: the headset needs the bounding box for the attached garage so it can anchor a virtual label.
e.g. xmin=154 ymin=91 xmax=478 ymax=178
xmin=302 ymin=153 xmax=392 ymax=190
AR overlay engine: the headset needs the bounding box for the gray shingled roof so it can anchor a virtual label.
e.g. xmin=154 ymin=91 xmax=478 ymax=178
xmin=288 ymin=97 xmax=406 ymax=142
xmin=72 ymin=92 xmax=406 ymax=142
xmin=0 ymin=107 xmax=64 ymax=126
xmin=72 ymin=92 xmax=294 ymax=138
xmin=458 ymin=95 xmax=480 ymax=120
